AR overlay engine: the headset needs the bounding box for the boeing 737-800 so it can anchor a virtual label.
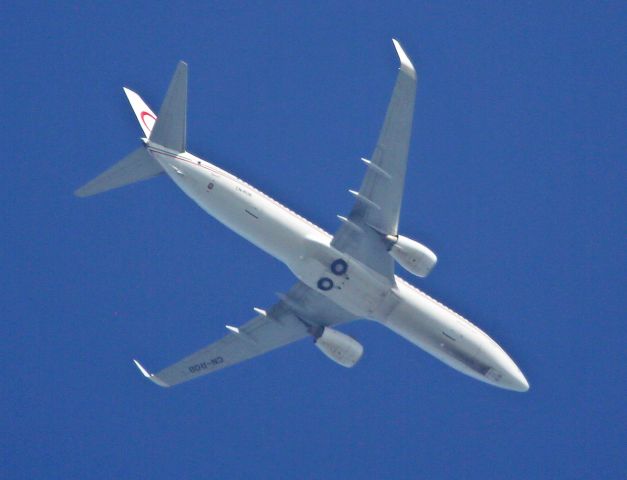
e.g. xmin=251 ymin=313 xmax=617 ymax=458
xmin=76 ymin=40 xmax=529 ymax=392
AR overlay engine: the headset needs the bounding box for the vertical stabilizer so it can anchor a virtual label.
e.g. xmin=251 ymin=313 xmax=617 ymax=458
xmin=123 ymin=88 xmax=157 ymax=138
xmin=149 ymin=61 xmax=188 ymax=152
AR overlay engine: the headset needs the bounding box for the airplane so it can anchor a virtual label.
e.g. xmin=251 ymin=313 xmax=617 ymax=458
xmin=76 ymin=39 xmax=529 ymax=392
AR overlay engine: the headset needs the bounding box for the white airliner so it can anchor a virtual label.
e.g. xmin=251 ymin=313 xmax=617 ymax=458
xmin=76 ymin=40 xmax=529 ymax=392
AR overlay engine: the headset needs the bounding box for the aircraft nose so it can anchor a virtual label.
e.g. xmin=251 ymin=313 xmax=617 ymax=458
xmin=479 ymin=342 xmax=530 ymax=392
xmin=502 ymin=366 xmax=530 ymax=392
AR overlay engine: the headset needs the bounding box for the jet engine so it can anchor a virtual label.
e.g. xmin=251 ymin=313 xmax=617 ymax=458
xmin=314 ymin=327 xmax=364 ymax=368
xmin=387 ymin=235 xmax=437 ymax=277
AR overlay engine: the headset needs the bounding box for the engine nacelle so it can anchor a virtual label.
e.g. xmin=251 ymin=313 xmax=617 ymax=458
xmin=387 ymin=235 xmax=437 ymax=277
xmin=314 ymin=327 xmax=364 ymax=368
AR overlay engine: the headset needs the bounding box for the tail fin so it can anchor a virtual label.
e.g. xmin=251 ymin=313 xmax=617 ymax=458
xmin=123 ymin=88 xmax=157 ymax=138
xmin=149 ymin=61 xmax=188 ymax=153
xmin=75 ymin=61 xmax=188 ymax=197
xmin=74 ymin=147 xmax=163 ymax=197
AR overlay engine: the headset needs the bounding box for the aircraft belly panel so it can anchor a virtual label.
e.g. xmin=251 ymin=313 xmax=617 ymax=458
xmin=288 ymin=235 xmax=392 ymax=317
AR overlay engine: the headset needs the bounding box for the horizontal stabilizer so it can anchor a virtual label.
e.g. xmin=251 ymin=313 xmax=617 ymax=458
xmin=149 ymin=61 xmax=188 ymax=152
xmin=74 ymin=147 xmax=163 ymax=197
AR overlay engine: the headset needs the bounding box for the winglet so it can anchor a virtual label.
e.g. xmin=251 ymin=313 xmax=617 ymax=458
xmin=392 ymin=39 xmax=416 ymax=79
xmin=132 ymin=359 xmax=170 ymax=387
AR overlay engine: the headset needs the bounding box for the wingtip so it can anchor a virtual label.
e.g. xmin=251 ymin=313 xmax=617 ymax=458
xmin=392 ymin=38 xmax=416 ymax=79
xmin=133 ymin=359 xmax=151 ymax=378
xmin=132 ymin=359 xmax=170 ymax=387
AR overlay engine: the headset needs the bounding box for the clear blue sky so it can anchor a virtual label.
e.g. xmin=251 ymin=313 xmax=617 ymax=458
xmin=2 ymin=2 xmax=625 ymax=479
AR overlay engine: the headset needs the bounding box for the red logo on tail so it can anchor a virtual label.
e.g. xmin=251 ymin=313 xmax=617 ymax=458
xmin=140 ymin=111 xmax=156 ymax=131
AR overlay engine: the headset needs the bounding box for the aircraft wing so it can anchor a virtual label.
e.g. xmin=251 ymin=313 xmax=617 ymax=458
xmin=331 ymin=39 xmax=417 ymax=281
xmin=133 ymin=282 xmax=355 ymax=387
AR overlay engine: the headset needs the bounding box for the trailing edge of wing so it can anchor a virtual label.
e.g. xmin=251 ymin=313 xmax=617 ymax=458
xmin=133 ymin=359 xmax=170 ymax=387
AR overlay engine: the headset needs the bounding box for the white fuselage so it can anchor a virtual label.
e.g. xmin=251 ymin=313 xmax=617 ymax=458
xmin=149 ymin=146 xmax=528 ymax=392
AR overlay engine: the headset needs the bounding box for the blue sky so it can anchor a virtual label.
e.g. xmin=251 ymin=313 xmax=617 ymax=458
xmin=2 ymin=2 xmax=625 ymax=478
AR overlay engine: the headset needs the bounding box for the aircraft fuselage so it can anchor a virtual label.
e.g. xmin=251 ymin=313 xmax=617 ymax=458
xmin=148 ymin=145 xmax=529 ymax=392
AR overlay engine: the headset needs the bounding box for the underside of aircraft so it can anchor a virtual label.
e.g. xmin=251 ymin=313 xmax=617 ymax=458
xmin=76 ymin=40 xmax=529 ymax=392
